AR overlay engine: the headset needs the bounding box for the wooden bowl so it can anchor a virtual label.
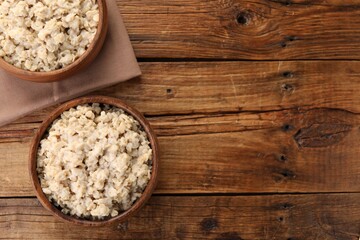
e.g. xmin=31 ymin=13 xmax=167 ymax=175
xmin=29 ymin=96 xmax=159 ymax=226
xmin=0 ymin=0 xmax=108 ymax=83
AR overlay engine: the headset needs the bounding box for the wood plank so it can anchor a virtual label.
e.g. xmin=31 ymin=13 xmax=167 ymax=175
xmin=1 ymin=194 xmax=360 ymax=239
xmin=1 ymin=108 xmax=359 ymax=196
xmin=1 ymin=61 xmax=360 ymax=196
xmin=7 ymin=61 xmax=360 ymax=124
xmin=117 ymin=0 xmax=360 ymax=59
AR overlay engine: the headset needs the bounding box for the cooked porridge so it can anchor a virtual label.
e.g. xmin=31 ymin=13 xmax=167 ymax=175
xmin=0 ymin=0 xmax=99 ymax=72
xmin=37 ymin=104 xmax=152 ymax=219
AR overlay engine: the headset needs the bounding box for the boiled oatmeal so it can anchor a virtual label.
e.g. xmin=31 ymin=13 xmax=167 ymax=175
xmin=0 ymin=0 xmax=99 ymax=71
xmin=37 ymin=104 xmax=152 ymax=219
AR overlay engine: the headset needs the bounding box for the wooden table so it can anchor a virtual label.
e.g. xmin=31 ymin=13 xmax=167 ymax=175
xmin=1 ymin=0 xmax=360 ymax=239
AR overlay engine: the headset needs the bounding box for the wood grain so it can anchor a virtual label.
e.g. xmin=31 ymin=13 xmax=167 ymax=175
xmin=1 ymin=107 xmax=359 ymax=196
xmin=2 ymin=194 xmax=360 ymax=239
xmin=117 ymin=0 xmax=360 ymax=59
xmin=1 ymin=61 xmax=360 ymax=196
xmin=2 ymin=0 xmax=360 ymax=237
xmin=5 ymin=61 xmax=360 ymax=124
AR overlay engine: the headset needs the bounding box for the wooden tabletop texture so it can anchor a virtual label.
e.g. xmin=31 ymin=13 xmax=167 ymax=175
xmin=1 ymin=0 xmax=360 ymax=239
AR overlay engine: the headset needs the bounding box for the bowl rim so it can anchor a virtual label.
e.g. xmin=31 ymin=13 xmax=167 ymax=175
xmin=28 ymin=95 xmax=159 ymax=226
xmin=0 ymin=0 xmax=107 ymax=81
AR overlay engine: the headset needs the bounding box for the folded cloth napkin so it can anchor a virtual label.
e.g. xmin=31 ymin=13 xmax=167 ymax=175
xmin=0 ymin=0 xmax=141 ymax=127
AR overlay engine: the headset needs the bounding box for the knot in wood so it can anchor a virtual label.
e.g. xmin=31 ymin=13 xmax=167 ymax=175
xmin=200 ymin=218 xmax=218 ymax=233
xmin=294 ymin=123 xmax=352 ymax=148
xmin=236 ymin=12 xmax=250 ymax=25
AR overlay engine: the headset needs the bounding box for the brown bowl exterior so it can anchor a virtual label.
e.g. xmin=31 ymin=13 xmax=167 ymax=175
xmin=29 ymin=96 xmax=159 ymax=226
xmin=0 ymin=0 xmax=108 ymax=83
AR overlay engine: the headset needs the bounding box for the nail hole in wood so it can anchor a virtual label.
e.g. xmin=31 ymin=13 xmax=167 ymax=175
xmin=282 ymin=71 xmax=293 ymax=78
xmin=281 ymin=170 xmax=295 ymax=178
xmin=282 ymin=124 xmax=293 ymax=132
xmin=281 ymin=203 xmax=294 ymax=209
xmin=236 ymin=13 xmax=249 ymax=25
xmin=286 ymin=36 xmax=297 ymax=42
xmin=166 ymin=89 xmax=172 ymax=94
xmin=277 ymin=216 xmax=284 ymax=222
xmin=281 ymin=83 xmax=294 ymax=92
xmin=282 ymin=171 xmax=290 ymax=177
xmin=280 ymin=42 xmax=287 ymax=48
xmin=279 ymin=154 xmax=288 ymax=162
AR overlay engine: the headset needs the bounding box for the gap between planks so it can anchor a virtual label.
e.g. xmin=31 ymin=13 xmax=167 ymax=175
xmin=4 ymin=192 xmax=360 ymax=200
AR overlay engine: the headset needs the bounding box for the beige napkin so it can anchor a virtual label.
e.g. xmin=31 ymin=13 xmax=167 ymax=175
xmin=0 ymin=0 xmax=141 ymax=127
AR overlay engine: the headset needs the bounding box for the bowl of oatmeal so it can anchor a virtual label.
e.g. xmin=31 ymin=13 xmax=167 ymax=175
xmin=0 ymin=0 xmax=108 ymax=82
xmin=29 ymin=96 xmax=159 ymax=226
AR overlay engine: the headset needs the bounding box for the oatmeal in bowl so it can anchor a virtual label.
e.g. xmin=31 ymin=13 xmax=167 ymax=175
xmin=0 ymin=0 xmax=108 ymax=82
xmin=29 ymin=96 xmax=159 ymax=226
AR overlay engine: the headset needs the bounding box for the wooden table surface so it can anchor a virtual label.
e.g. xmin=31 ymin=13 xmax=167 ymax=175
xmin=1 ymin=0 xmax=360 ymax=239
